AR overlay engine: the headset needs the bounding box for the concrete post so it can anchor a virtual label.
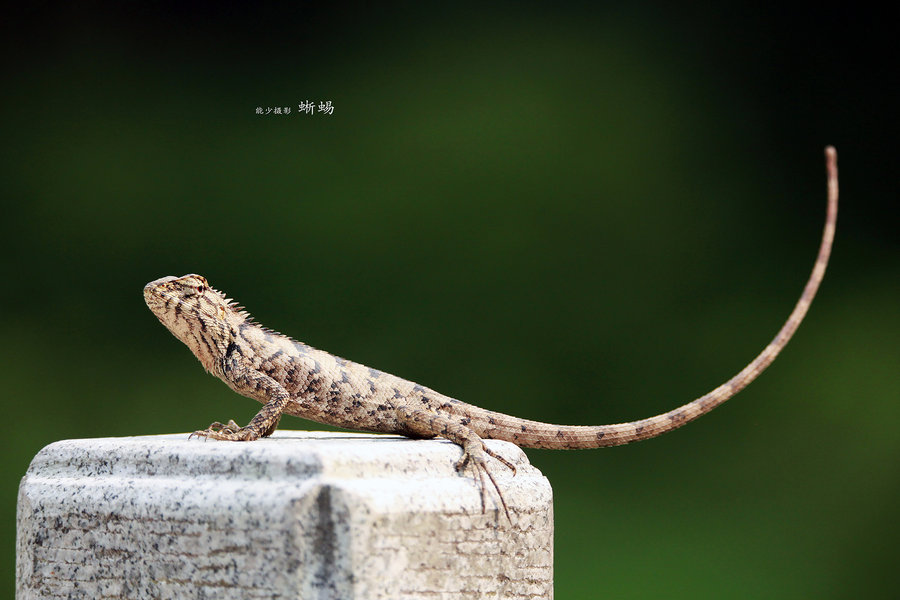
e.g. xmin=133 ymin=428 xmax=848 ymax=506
xmin=17 ymin=430 xmax=553 ymax=599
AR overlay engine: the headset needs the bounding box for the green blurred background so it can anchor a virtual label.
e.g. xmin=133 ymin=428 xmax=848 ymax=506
xmin=3 ymin=3 xmax=898 ymax=597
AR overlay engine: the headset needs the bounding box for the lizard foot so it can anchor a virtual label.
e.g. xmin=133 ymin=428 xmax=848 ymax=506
xmin=455 ymin=444 xmax=512 ymax=522
xmin=393 ymin=406 xmax=514 ymax=521
xmin=189 ymin=420 xmax=260 ymax=441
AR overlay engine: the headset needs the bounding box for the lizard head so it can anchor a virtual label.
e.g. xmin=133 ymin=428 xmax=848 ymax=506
xmin=144 ymin=274 xmax=239 ymax=372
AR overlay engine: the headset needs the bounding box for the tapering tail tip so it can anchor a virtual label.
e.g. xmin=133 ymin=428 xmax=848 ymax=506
xmin=825 ymin=145 xmax=837 ymax=170
xmin=824 ymin=146 xmax=838 ymax=226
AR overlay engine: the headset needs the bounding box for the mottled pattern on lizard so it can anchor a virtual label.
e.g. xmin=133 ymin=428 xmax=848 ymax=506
xmin=144 ymin=147 xmax=838 ymax=518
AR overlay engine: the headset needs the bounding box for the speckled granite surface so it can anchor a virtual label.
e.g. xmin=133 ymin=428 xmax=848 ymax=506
xmin=17 ymin=431 xmax=553 ymax=599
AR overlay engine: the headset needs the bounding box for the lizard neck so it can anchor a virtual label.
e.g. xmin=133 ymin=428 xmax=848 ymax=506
xmin=184 ymin=314 xmax=243 ymax=375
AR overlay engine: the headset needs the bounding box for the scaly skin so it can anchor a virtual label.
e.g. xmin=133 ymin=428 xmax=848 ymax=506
xmin=144 ymin=147 xmax=838 ymax=518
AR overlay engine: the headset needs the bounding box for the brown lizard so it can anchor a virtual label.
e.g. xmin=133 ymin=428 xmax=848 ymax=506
xmin=144 ymin=147 xmax=838 ymax=518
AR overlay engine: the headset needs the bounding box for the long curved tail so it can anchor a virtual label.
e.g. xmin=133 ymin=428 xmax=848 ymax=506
xmin=474 ymin=147 xmax=839 ymax=449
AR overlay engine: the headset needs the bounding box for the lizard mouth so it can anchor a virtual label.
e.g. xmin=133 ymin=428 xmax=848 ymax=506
xmin=143 ymin=276 xmax=178 ymax=312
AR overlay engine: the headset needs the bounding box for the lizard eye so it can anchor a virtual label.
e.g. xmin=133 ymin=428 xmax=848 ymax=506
xmin=184 ymin=282 xmax=205 ymax=295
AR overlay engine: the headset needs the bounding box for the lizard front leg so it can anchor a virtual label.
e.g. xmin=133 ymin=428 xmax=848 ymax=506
xmin=395 ymin=406 xmax=514 ymax=520
xmin=190 ymin=368 xmax=290 ymax=441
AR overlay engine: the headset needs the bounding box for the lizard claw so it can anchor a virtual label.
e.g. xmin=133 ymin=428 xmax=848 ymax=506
xmin=484 ymin=445 xmax=517 ymax=476
xmin=189 ymin=419 xmax=253 ymax=441
xmin=457 ymin=447 xmax=512 ymax=522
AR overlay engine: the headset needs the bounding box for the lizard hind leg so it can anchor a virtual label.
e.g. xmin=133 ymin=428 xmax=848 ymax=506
xmin=395 ymin=406 xmax=513 ymax=521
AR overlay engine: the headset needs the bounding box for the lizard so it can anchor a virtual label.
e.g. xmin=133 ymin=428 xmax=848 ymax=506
xmin=144 ymin=147 xmax=838 ymax=519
